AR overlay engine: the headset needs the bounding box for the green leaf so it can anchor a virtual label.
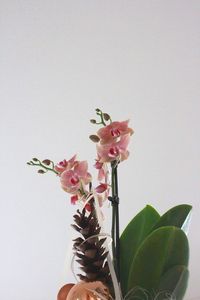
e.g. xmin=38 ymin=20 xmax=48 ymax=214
xmin=156 ymin=265 xmax=189 ymax=300
xmin=120 ymin=205 xmax=160 ymax=295
xmin=152 ymin=204 xmax=192 ymax=231
xmin=127 ymin=226 xmax=189 ymax=299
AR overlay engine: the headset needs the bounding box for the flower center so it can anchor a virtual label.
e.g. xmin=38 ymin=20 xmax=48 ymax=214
xmin=111 ymin=128 xmax=121 ymax=137
xmin=59 ymin=160 xmax=67 ymax=167
xmin=109 ymin=146 xmax=120 ymax=157
xmin=70 ymin=175 xmax=79 ymax=185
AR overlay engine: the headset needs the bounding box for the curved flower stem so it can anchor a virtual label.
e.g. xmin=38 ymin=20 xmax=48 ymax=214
xmin=27 ymin=159 xmax=59 ymax=175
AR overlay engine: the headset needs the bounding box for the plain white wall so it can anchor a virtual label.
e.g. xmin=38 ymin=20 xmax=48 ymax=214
xmin=0 ymin=1 xmax=200 ymax=299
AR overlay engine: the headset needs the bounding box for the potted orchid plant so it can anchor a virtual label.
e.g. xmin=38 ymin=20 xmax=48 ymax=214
xmin=28 ymin=108 xmax=191 ymax=300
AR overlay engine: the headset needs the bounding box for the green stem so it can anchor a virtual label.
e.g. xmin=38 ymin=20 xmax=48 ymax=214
xmin=29 ymin=160 xmax=58 ymax=175
xmin=111 ymin=164 xmax=116 ymax=268
xmin=100 ymin=113 xmax=106 ymax=126
xmin=95 ymin=122 xmax=106 ymax=125
xmin=111 ymin=161 xmax=120 ymax=283
xmin=114 ymin=165 xmax=120 ymax=282
xmin=96 ymin=110 xmax=106 ymax=126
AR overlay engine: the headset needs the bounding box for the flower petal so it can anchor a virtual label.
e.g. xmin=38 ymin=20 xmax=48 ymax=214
xmin=68 ymin=154 xmax=77 ymax=166
xmin=117 ymin=134 xmax=130 ymax=150
xmin=82 ymin=172 xmax=92 ymax=185
xmin=71 ymin=194 xmax=79 ymax=205
xmin=74 ymin=161 xmax=88 ymax=177
xmin=98 ymin=168 xmax=106 ymax=181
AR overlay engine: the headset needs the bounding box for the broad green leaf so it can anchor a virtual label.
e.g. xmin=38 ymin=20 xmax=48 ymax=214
xmin=152 ymin=204 xmax=192 ymax=231
xmin=127 ymin=226 xmax=189 ymax=298
xmin=120 ymin=205 xmax=160 ymax=295
xmin=156 ymin=265 xmax=189 ymax=300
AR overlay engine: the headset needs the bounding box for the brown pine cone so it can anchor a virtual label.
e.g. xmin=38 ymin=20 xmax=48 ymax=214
xmin=71 ymin=206 xmax=111 ymax=287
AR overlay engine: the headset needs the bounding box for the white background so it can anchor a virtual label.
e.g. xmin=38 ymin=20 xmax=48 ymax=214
xmin=0 ymin=1 xmax=200 ymax=299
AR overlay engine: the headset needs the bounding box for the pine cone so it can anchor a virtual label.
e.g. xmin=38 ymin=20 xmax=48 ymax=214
xmin=71 ymin=205 xmax=111 ymax=287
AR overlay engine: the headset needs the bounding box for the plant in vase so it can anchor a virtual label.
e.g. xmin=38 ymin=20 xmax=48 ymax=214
xmin=27 ymin=108 xmax=191 ymax=300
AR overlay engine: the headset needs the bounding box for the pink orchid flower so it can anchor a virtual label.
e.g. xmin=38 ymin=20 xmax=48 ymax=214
xmin=97 ymin=134 xmax=130 ymax=163
xmin=97 ymin=120 xmax=133 ymax=145
xmin=54 ymin=155 xmax=77 ymax=174
xmin=60 ymin=161 xmax=92 ymax=194
xmin=94 ymin=156 xmax=107 ymax=181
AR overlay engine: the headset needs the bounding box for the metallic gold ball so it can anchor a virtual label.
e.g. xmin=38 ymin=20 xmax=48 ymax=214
xmin=66 ymin=281 xmax=109 ymax=300
xmin=57 ymin=283 xmax=75 ymax=300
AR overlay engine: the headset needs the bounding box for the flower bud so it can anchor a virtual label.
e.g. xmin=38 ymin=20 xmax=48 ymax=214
xmin=89 ymin=135 xmax=100 ymax=143
xmin=95 ymin=183 xmax=108 ymax=193
xmin=38 ymin=169 xmax=45 ymax=174
xmin=71 ymin=195 xmax=78 ymax=205
xmin=95 ymin=108 xmax=101 ymax=113
xmin=94 ymin=161 xmax=103 ymax=170
xmin=32 ymin=158 xmax=38 ymax=162
xmin=42 ymin=159 xmax=51 ymax=165
xmin=90 ymin=119 xmax=96 ymax=124
xmin=103 ymin=113 xmax=110 ymax=121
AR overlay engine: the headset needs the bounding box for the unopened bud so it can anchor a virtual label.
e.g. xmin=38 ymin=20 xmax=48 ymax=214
xmin=32 ymin=158 xmax=38 ymax=162
xmin=38 ymin=169 xmax=45 ymax=174
xmin=103 ymin=113 xmax=110 ymax=121
xmin=90 ymin=119 xmax=96 ymax=124
xmin=95 ymin=108 xmax=101 ymax=113
xmin=95 ymin=183 xmax=108 ymax=193
xmin=42 ymin=159 xmax=51 ymax=165
xmin=89 ymin=135 xmax=100 ymax=143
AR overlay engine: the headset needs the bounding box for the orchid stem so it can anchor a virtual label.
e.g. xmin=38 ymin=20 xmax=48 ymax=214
xmin=111 ymin=161 xmax=120 ymax=284
xmin=111 ymin=164 xmax=116 ymax=267
xmin=96 ymin=109 xmax=106 ymax=126
xmin=114 ymin=165 xmax=120 ymax=283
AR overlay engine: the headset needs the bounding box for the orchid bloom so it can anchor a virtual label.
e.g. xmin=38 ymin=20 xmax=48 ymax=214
xmin=54 ymin=155 xmax=77 ymax=174
xmin=94 ymin=155 xmax=110 ymax=205
xmin=60 ymin=161 xmax=92 ymax=195
xmin=97 ymin=134 xmax=131 ymax=163
xmin=94 ymin=156 xmax=107 ymax=181
xmin=97 ymin=120 xmax=133 ymax=145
